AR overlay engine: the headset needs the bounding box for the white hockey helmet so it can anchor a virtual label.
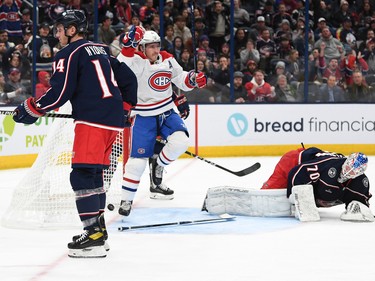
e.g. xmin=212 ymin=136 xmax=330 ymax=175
xmin=338 ymin=152 xmax=368 ymax=183
xmin=140 ymin=30 xmax=161 ymax=48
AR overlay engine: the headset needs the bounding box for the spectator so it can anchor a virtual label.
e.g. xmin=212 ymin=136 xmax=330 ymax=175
xmin=0 ymin=0 xmax=23 ymax=45
xmin=232 ymin=27 xmax=248 ymax=59
xmin=150 ymin=13 xmax=161 ymax=34
xmin=173 ymin=15 xmax=192 ymax=46
xmin=337 ymin=17 xmax=357 ymax=52
xmin=245 ymin=69 xmax=276 ymax=103
xmin=171 ymin=36 xmax=184 ymax=60
xmin=242 ymin=59 xmax=258 ymax=84
xmin=281 ymin=0 xmax=300 ymax=14
xmin=212 ymin=55 xmax=231 ymax=92
xmin=332 ymin=0 xmax=352 ymax=28
xmin=362 ymin=38 xmax=375 ymax=74
xmin=239 ymin=39 xmax=260 ymax=70
xmin=358 ymin=29 xmax=375 ymax=53
xmin=319 ymin=42 xmax=344 ymax=83
xmin=272 ymin=3 xmax=294 ymax=30
xmin=340 ymin=50 xmax=369 ymax=86
xmin=20 ymin=8 xmax=33 ymax=35
xmin=314 ymin=17 xmax=337 ymax=42
xmin=35 ymin=71 xmax=51 ymax=99
xmin=0 ymin=70 xmax=12 ymax=104
xmin=218 ymin=42 xmax=230 ymax=59
xmin=317 ymin=75 xmax=347 ymax=102
xmin=161 ymin=25 xmax=175 ymax=53
xmin=162 ymin=6 xmax=174 ymax=31
xmin=313 ymin=1 xmax=333 ymax=27
xmin=178 ymin=48 xmax=194 ymax=71
xmin=277 ymin=36 xmax=294 ymax=60
xmin=0 ymin=29 xmax=15 ymax=49
xmin=139 ymin=0 xmax=157 ymax=26
xmin=274 ymin=74 xmax=300 ymax=102
xmin=114 ymin=0 xmax=134 ymax=31
xmin=27 ymin=22 xmax=58 ymax=72
xmin=194 ymin=17 xmax=208 ymax=40
xmin=205 ymin=0 xmax=230 ymax=53
xmin=98 ymin=14 xmax=116 ymax=45
xmin=4 ymin=67 xmax=30 ymax=105
xmin=3 ymin=48 xmax=30 ymax=80
xmin=0 ymin=42 xmax=7 ymax=69
xmin=261 ymin=1 xmax=275 ymax=28
xmin=256 ymin=28 xmax=277 ymax=73
xmin=233 ymin=0 xmax=250 ymax=28
xmin=196 ymin=48 xmax=214 ymax=74
xmin=274 ymin=19 xmax=293 ymax=44
xmin=346 ymin=70 xmax=373 ymax=102
xmin=286 ymin=49 xmax=303 ymax=81
xmin=249 ymin=16 xmax=274 ymax=42
xmin=266 ymin=61 xmax=294 ymax=85
xmin=314 ymin=27 xmax=344 ymax=60
xmin=197 ymin=35 xmax=216 ymax=62
xmin=220 ymin=71 xmax=248 ymax=103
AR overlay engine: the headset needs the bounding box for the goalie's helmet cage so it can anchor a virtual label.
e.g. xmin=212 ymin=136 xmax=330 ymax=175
xmin=338 ymin=152 xmax=368 ymax=183
xmin=140 ymin=30 xmax=161 ymax=48
xmin=55 ymin=9 xmax=88 ymax=34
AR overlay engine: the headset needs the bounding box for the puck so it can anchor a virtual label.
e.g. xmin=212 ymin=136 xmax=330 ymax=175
xmin=107 ymin=203 xmax=115 ymax=211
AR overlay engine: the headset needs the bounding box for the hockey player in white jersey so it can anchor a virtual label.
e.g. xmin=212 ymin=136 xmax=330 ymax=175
xmin=117 ymin=26 xmax=207 ymax=216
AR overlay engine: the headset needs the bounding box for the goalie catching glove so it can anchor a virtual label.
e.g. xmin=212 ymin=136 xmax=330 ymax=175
xmin=121 ymin=25 xmax=145 ymax=48
xmin=186 ymin=70 xmax=207 ymax=88
xmin=13 ymin=97 xmax=45 ymax=124
xmin=172 ymin=92 xmax=190 ymax=119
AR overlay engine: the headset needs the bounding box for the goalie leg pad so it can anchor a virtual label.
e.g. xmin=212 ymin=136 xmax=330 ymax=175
xmin=203 ymin=186 xmax=293 ymax=217
xmin=290 ymin=185 xmax=320 ymax=222
xmin=340 ymin=200 xmax=375 ymax=222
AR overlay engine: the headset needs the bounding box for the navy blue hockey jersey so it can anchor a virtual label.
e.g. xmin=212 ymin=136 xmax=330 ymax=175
xmin=287 ymin=155 xmax=371 ymax=207
xmin=36 ymin=39 xmax=137 ymax=129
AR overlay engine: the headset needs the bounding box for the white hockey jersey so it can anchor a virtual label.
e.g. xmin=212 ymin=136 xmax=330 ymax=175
xmin=117 ymin=49 xmax=195 ymax=116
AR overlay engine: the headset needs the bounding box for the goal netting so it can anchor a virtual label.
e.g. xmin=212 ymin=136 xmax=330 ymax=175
xmin=1 ymin=104 xmax=125 ymax=229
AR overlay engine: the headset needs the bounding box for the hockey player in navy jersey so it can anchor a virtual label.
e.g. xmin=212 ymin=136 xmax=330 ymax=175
xmin=262 ymin=147 xmax=373 ymax=222
xmin=116 ymin=26 xmax=207 ymax=216
xmin=12 ymin=10 xmax=137 ymax=258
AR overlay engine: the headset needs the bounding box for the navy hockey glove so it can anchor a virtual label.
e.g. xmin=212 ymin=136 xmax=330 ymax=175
xmin=13 ymin=97 xmax=45 ymax=124
xmin=121 ymin=25 xmax=145 ymax=48
xmin=123 ymin=102 xmax=133 ymax=127
xmin=173 ymin=93 xmax=190 ymax=120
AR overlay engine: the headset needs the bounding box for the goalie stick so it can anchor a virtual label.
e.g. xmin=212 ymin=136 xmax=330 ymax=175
xmin=0 ymin=110 xmax=71 ymax=119
xmin=118 ymin=214 xmax=235 ymax=231
xmin=156 ymin=138 xmax=261 ymax=177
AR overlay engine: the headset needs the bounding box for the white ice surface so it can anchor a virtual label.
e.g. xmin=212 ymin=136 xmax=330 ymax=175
xmin=1 ymin=156 xmax=375 ymax=281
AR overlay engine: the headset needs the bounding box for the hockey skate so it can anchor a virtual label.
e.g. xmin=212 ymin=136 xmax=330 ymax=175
xmin=149 ymin=157 xmax=174 ymax=200
xmin=72 ymin=214 xmax=110 ymax=251
xmin=118 ymin=200 xmax=133 ymax=216
xmin=68 ymin=226 xmax=106 ymax=258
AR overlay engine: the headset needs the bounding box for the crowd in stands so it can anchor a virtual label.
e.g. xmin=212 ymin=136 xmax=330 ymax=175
xmin=1 ymin=0 xmax=375 ymax=105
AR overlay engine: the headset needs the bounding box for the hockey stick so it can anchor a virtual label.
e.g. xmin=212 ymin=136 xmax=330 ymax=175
xmin=0 ymin=110 xmax=72 ymax=119
xmin=189 ymin=0 xmax=198 ymax=72
xmin=184 ymin=150 xmax=261 ymax=177
xmin=118 ymin=213 xmax=235 ymax=231
xmin=156 ymin=138 xmax=260 ymax=176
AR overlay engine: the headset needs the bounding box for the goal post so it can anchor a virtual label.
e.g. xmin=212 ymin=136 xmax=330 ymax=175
xmin=1 ymin=104 xmax=125 ymax=229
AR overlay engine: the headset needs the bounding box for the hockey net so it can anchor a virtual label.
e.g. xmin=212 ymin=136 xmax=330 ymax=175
xmin=1 ymin=104 xmax=126 ymax=229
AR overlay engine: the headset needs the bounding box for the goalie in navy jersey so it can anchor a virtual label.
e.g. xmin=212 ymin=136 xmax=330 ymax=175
xmin=12 ymin=10 xmax=137 ymax=258
xmin=116 ymin=26 xmax=207 ymax=216
xmin=262 ymin=147 xmax=373 ymax=221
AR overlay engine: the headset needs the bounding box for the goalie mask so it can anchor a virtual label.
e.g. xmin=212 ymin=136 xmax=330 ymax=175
xmin=338 ymin=152 xmax=368 ymax=183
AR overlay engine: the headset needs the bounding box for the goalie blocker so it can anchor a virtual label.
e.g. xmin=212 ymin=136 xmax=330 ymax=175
xmin=202 ymin=185 xmax=374 ymax=222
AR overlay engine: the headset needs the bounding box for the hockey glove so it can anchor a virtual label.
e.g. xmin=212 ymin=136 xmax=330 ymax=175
xmin=195 ymin=71 xmax=207 ymax=88
xmin=123 ymin=102 xmax=133 ymax=127
xmin=185 ymin=71 xmax=207 ymax=88
xmin=172 ymin=93 xmax=190 ymax=120
xmin=13 ymin=97 xmax=45 ymax=124
xmin=121 ymin=25 xmax=145 ymax=48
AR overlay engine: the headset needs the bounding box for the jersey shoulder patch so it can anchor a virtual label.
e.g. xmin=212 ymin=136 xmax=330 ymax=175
xmin=160 ymin=51 xmax=174 ymax=60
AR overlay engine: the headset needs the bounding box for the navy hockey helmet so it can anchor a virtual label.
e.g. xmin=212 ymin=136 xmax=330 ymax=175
xmin=55 ymin=10 xmax=88 ymax=34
